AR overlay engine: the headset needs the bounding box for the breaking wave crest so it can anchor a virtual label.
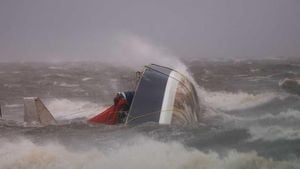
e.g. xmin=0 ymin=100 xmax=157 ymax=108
xmin=259 ymin=109 xmax=300 ymax=120
xmin=199 ymin=89 xmax=278 ymax=111
xmin=206 ymin=109 xmax=300 ymax=124
xmin=0 ymin=137 xmax=298 ymax=169
xmin=46 ymin=99 xmax=105 ymax=120
xmin=105 ymin=33 xmax=184 ymax=70
xmin=249 ymin=126 xmax=300 ymax=141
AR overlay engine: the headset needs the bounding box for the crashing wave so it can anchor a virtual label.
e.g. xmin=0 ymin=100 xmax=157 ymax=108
xmin=0 ymin=136 xmax=298 ymax=169
xmin=279 ymin=78 xmax=300 ymax=95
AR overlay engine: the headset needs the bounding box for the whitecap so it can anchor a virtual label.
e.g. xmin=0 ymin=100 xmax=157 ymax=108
xmin=260 ymin=109 xmax=300 ymax=120
xmin=82 ymin=77 xmax=93 ymax=81
xmin=0 ymin=137 xmax=298 ymax=169
xmin=4 ymin=104 xmax=23 ymax=108
xmin=59 ymin=83 xmax=79 ymax=88
xmin=249 ymin=125 xmax=300 ymax=141
xmin=198 ymin=89 xmax=278 ymax=111
xmin=46 ymin=98 xmax=105 ymax=120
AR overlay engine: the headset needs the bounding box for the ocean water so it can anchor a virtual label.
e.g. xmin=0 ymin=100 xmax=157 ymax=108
xmin=0 ymin=58 xmax=300 ymax=169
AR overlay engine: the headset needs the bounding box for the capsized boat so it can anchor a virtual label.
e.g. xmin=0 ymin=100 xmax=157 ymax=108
xmin=88 ymin=64 xmax=201 ymax=125
xmin=22 ymin=64 xmax=201 ymax=126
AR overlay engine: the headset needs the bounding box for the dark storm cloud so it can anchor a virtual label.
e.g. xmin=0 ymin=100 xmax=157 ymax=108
xmin=0 ymin=0 xmax=299 ymax=61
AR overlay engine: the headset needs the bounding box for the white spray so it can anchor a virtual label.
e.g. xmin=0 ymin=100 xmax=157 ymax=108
xmin=0 ymin=136 xmax=297 ymax=169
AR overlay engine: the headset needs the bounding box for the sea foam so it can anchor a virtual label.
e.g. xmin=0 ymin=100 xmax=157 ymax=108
xmin=199 ymin=89 xmax=278 ymax=111
xmin=46 ymin=99 xmax=105 ymax=120
xmin=0 ymin=136 xmax=298 ymax=169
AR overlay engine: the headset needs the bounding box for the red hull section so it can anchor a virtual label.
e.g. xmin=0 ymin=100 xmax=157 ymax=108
xmin=88 ymin=99 xmax=127 ymax=125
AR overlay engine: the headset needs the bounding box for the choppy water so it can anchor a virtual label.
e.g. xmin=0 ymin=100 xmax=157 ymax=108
xmin=1 ymin=58 xmax=300 ymax=169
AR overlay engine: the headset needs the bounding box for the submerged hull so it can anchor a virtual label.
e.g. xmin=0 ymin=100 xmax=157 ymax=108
xmin=125 ymin=64 xmax=200 ymax=125
xmin=20 ymin=64 xmax=201 ymax=126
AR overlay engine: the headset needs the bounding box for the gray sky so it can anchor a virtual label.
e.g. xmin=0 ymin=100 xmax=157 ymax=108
xmin=0 ymin=0 xmax=299 ymax=62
